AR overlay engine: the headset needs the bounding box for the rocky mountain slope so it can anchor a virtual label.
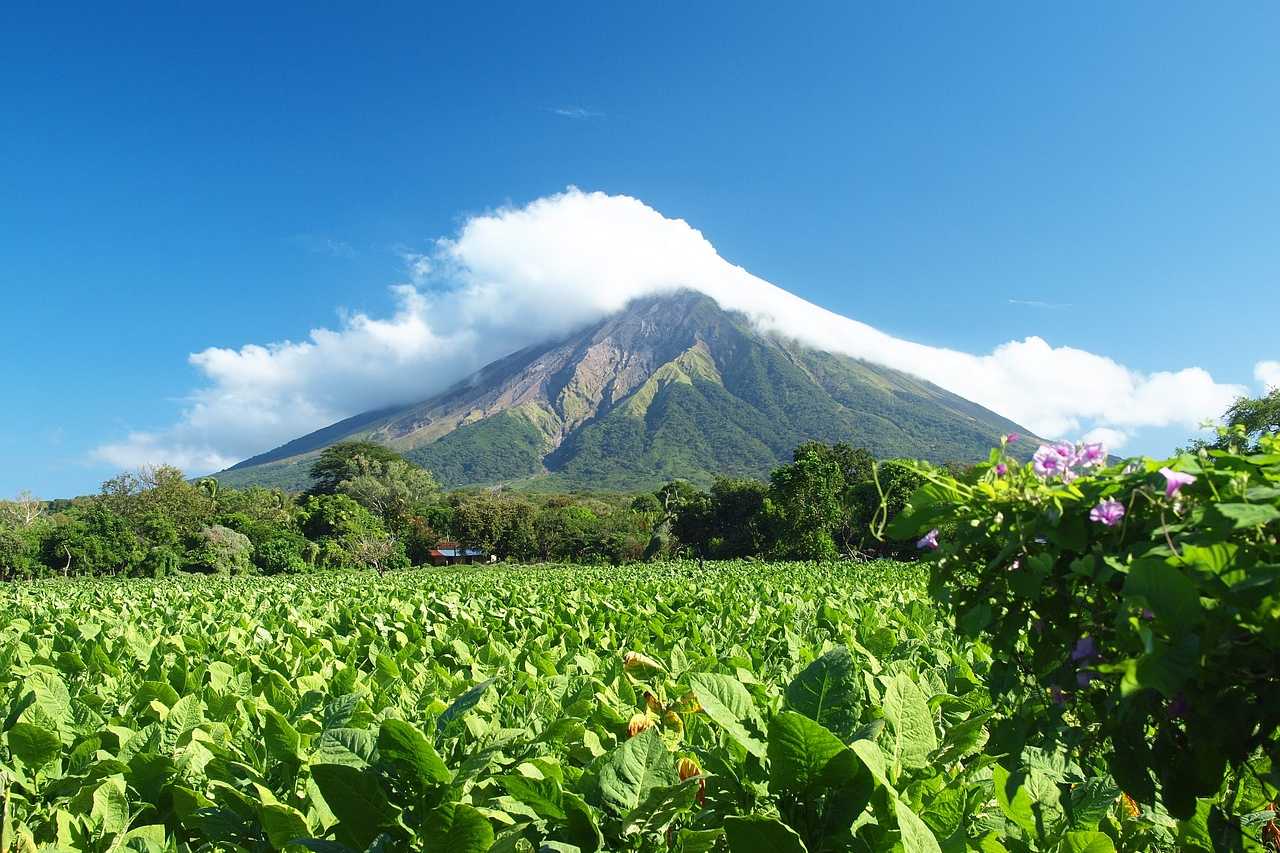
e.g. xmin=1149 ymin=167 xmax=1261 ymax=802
xmin=214 ymin=291 xmax=1034 ymax=491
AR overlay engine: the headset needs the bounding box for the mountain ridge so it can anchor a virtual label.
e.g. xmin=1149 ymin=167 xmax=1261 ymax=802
xmin=215 ymin=291 xmax=1035 ymax=491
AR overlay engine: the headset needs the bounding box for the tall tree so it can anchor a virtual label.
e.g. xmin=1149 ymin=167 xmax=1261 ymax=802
xmin=309 ymin=441 xmax=407 ymax=494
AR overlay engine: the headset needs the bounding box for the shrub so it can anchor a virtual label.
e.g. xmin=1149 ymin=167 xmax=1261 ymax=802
xmin=889 ymin=429 xmax=1280 ymax=828
xmin=187 ymin=524 xmax=254 ymax=575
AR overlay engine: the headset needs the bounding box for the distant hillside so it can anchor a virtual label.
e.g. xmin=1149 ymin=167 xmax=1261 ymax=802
xmin=214 ymin=291 xmax=1036 ymax=492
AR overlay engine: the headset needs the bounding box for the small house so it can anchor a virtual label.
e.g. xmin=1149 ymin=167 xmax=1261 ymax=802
xmin=427 ymin=541 xmax=488 ymax=566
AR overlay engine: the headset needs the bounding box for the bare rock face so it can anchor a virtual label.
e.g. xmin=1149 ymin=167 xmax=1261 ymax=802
xmin=217 ymin=291 xmax=1033 ymax=491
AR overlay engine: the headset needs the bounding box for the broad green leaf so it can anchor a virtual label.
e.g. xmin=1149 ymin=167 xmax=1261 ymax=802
xmin=313 ymin=727 xmax=376 ymax=767
xmin=622 ymin=778 xmax=699 ymax=836
xmin=310 ymin=764 xmax=400 ymax=849
xmin=1211 ymin=502 xmax=1280 ymax=529
xmin=1056 ymin=831 xmax=1117 ymax=853
xmin=259 ymin=803 xmax=310 ymax=849
xmin=783 ymin=646 xmax=863 ymax=741
xmin=6 ymin=723 xmax=61 ymax=770
xmin=688 ymin=672 xmax=766 ymax=758
xmin=377 ymin=718 xmax=450 ymax=788
xmin=675 ymin=828 xmax=724 ymax=853
xmin=992 ymin=764 xmax=1036 ymax=837
xmin=436 ymin=679 xmax=494 ymax=732
xmin=500 ymin=774 xmax=567 ymax=821
xmin=1124 ymin=559 xmax=1200 ymax=625
xmin=722 ymin=815 xmax=807 ymax=853
xmin=882 ymin=674 xmax=937 ymax=772
xmin=420 ymin=802 xmax=494 ymax=853
xmin=767 ymin=710 xmax=845 ymax=795
xmin=849 ymin=738 xmax=892 ymax=789
xmin=895 ymin=799 xmax=943 ymax=853
xmin=598 ymin=728 xmax=679 ymax=816
xmin=263 ymin=709 xmax=301 ymax=762
xmin=91 ymin=776 xmax=129 ymax=835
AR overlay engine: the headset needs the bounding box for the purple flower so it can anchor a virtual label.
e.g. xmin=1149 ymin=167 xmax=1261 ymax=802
xmin=1004 ymin=433 xmax=1021 ymax=444
xmin=1077 ymin=442 xmax=1107 ymax=468
xmin=1076 ymin=670 xmax=1098 ymax=687
xmin=1033 ymin=442 xmax=1076 ymax=478
xmin=1159 ymin=467 xmax=1196 ymax=498
xmin=1167 ymin=693 xmax=1189 ymax=719
xmin=995 ymin=462 xmax=1008 ymax=476
xmin=1051 ymin=686 xmax=1070 ymax=705
xmin=1140 ymin=608 xmax=1155 ymax=621
xmin=1089 ymin=497 xmax=1125 ymax=527
xmin=917 ymin=528 xmax=940 ymax=550
xmin=1071 ymin=636 xmax=1099 ymax=663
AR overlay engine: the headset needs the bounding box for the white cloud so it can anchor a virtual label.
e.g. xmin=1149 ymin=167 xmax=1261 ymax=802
xmin=1256 ymin=360 xmax=1280 ymax=390
xmin=91 ymin=188 xmax=1248 ymax=474
xmin=1081 ymin=427 xmax=1130 ymax=452
xmin=93 ymin=432 xmax=238 ymax=473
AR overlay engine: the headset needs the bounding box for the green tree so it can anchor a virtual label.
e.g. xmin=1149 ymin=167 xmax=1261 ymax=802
xmin=706 ymin=477 xmax=774 ymax=558
xmin=336 ymin=455 xmax=440 ymax=525
xmin=768 ymin=444 xmax=845 ymax=560
xmin=188 ymin=524 xmax=254 ymax=575
xmin=309 ymin=442 xmax=407 ymax=494
xmin=1206 ymin=387 xmax=1280 ymax=452
xmin=298 ymin=493 xmax=403 ymax=570
xmin=45 ymin=503 xmax=142 ymax=576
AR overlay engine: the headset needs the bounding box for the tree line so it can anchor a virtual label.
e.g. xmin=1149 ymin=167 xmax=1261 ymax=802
xmin=0 ymin=439 xmax=930 ymax=580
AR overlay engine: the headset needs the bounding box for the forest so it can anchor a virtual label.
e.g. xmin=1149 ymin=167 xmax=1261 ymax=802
xmin=0 ymin=440 xmax=930 ymax=580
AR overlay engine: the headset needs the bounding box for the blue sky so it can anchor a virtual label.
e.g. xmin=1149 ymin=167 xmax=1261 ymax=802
xmin=3 ymin=2 xmax=1277 ymax=498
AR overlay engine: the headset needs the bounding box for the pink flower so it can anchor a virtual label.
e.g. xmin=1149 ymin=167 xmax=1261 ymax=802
xmin=1004 ymin=433 xmax=1021 ymax=444
xmin=1159 ymin=467 xmax=1196 ymax=498
xmin=1033 ymin=443 xmax=1075 ymax=478
xmin=1077 ymin=442 xmax=1107 ymax=468
xmin=995 ymin=462 xmax=1008 ymax=476
xmin=1089 ymin=498 xmax=1125 ymax=527
xmin=917 ymin=528 xmax=940 ymax=550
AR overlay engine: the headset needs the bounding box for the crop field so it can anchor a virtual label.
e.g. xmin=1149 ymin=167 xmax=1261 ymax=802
xmin=3 ymin=562 xmax=1177 ymax=851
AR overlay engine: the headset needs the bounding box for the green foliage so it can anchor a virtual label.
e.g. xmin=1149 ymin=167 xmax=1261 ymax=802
xmin=1 ymin=560 xmax=1211 ymax=851
xmin=187 ymin=524 xmax=254 ymax=575
xmin=309 ymin=441 xmax=407 ymax=494
xmin=890 ymin=431 xmax=1280 ymax=832
xmin=663 ymin=442 xmax=926 ymax=560
xmin=407 ymin=411 xmax=548 ymax=487
xmin=1190 ymin=387 xmax=1280 ymax=454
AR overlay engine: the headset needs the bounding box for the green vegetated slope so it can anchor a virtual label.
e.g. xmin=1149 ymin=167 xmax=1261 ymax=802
xmin=1 ymin=561 xmax=1173 ymax=851
xmin=216 ymin=292 xmax=1036 ymax=492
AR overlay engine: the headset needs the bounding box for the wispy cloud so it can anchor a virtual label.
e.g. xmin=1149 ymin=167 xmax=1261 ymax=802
xmin=291 ymin=234 xmax=358 ymax=259
xmin=1008 ymin=298 xmax=1072 ymax=310
xmin=550 ymin=106 xmax=604 ymax=120
xmin=396 ymin=249 xmax=433 ymax=286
